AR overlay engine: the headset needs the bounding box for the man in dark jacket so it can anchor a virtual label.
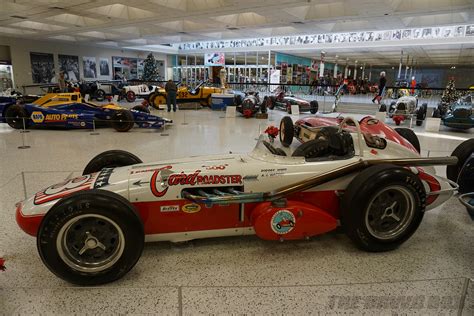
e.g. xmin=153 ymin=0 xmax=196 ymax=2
xmin=165 ymin=79 xmax=177 ymax=112
xmin=372 ymin=71 xmax=386 ymax=104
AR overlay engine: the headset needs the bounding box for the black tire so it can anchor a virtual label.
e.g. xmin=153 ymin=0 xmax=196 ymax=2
xmin=432 ymin=108 xmax=441 ymax=118
xmin=265 ymin=96 xmax=275 ymax=110
xmin=286 ymin=101 xmax=292 ymax=114
xmin=279 ymin=116 xmax=294 ymax=147
xmin=291 ymin=138 xmax=329 ymax=158
xmin=5 ymin=105 xmax=28 ymax=129
xmin=394 ymin=128 xmax=420 ymax=153
xmin=310 ymin=100 xmax=318 ymax=114
xmin=341 ymin=164 xmax=426 ymax=252
xmin=149 ymin=93 xmax=157 ymax=107
xmin=111 ymin=110 xmax=134 ymax=132
xmin=260 ymin=102 xmax=267 ymax=114
xmin=83 ymin=150 xmax=142 ymax=175
xmin=416 ymin=109 xmax=424 ymax=126
xmin=37 ymin=190 xmax=144 ymax=285
xmin=126 ymin=91 xmax=136 ymax=103
xmin=233 ymin=95 xmax=243 ymax=106
xmin=379 ymin=103 xmax=387 ymax=112
xmin=446 ymin=139 xmax=474 ymax=183
xmin=132 ymin=105 xmax=150 ymax=114
xmin=95 ymin=89 xmax=106 ymax=101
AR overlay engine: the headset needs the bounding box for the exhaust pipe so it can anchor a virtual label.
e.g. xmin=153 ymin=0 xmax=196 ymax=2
xmin=182 ymin=156 xmax=458 ymax=205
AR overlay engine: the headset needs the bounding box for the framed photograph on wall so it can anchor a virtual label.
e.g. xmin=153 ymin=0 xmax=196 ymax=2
xmin=58 ymin=54 xmax=79 ymax=81
xmin=82 ymin=56 xmax=97 ymax=79
xmin=30 ymin=52 xmax=55 ymax=83
xmin=99 ymin=58 xmax=110 ymax=76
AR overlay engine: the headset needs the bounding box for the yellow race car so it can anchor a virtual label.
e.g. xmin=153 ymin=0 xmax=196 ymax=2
xmin=148 ymin=81 xmax=223 ymax=109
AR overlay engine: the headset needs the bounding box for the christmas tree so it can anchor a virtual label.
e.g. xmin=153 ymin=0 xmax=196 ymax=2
xmin=441 ymin=79 xmax=459 ymax=105
xmin=142 ymin=53 xmax=159 ymax=81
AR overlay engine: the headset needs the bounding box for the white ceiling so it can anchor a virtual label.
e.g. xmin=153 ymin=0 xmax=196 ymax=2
xmin=1 ymin=0 xmax=473 ymax=66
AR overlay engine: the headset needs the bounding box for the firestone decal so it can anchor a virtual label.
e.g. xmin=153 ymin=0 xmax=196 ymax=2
xmin=271 ymin=210 xmax=295 ymax=234
xmin=150 ymin=168 xmax=243 ymax=197
xmin=182 ymin=204 xmax=201 ymax=213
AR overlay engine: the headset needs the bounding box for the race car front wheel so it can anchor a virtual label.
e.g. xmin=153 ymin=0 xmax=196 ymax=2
xmin=126 ymin=91 xmax=136 ymax=103
xmin=341 ymin=164 xmax=425 ymax=252
xmin=111 ymin=110 xmax=135 ymax=132
xmin=279 ymin=116 xmax=294 ymax=147
xmin=310 ymin=101 xmax=318 ymax=114
xmin=95 ymin=89 xmax=106 ymax=101
xmin=37 ymin=190 xmax=144 ymax=285
xmin=83 ymin=150 xmax=142 ymax=175
xmin=5 ymin=105 xmax=28 ymax=129
xmin=446 ymin=138 xmax=474 ymax=183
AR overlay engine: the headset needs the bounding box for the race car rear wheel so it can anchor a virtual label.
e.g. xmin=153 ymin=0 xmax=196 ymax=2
xmin=379 ymin=103 xmax=387 ymax=112
xmin=111 ymin=110 xmax=135 ymax=132
xmin=310 ymin=101 xmax=318 ymax=114
xmin=279 ymin=116 xmax=294 ymax=147
xmin=132 ymin=105 xmax=150 ymax=113
xmin=148 ymin=93 xmax=157 ymax=108
xmin=5 ymin=105 xmax=28 ymax=129
xmin=95 ymin=89 xmax=106 ymax=101
xmin=37 ymin=190 xmax=144 ymax=285
xmin=126 ymin=91 xmax=136 ymax=103
xmin=446 ymin=138 xmax=474 ymax=183
xmin=264 ymin=96 xmax=275 ymax=109
xmin=82 ymin=150 xmax=142 ymax=175
xmin=341 ymin=164 xmax=425 ymax=252
xmin=152 ymin=95 xmax=166 ymax=110
xmin=394 ymin=128 xmax=420 ymax=153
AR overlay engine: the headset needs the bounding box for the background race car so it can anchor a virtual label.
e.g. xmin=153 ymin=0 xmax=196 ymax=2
xmin=1 ymin=92 xmax=171 ymax=132
xmin=379 ymin=92 xmax=427 ymax=126
xmin=148 ymin=81 xmax=223 ymax=109
xmin=433 ymin=94 xmax=473 ymax=130
xmin=234 ymin=90 xmax=267 ymax=118
xmin=263 ymin=87 xmax=318 ymax=114
xmin=122 ymin=84 xmax=159 ymax=102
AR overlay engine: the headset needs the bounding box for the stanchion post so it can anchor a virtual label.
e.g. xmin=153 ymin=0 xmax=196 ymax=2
xmin=90 ymin=119 xmax=99 ymax=135
xmin=18 ymin=118 xmax=31 ymax=149
xmin=181 ymin=109 xmax=188 ymax=125
xmin=20 ymin=117 xmax=30 ymax=133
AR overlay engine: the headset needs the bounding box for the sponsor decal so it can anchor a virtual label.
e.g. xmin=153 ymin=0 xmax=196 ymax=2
xmin=201 ymin=164 xmax=228 ymax=170
xmin=44 ymin=113 xmax=79 ymax=122
xmin=31 ymin=111 xmax=45 ymax=123
xmin=160 ymin=205 xmax=180 ymax=212
xmin=34 ymin=169 xmax=113 ymax=205
xmin=271 ymin=210 xmax=295 ymax=235
xmin=150 ymin=168 xmax=243 ymax=197
xmin=182 ymin=203 xmax=201 ymax=213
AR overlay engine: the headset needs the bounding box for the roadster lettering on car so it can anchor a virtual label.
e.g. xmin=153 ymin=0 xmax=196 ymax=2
xmin=15 ymin=117 xmax=472 ymax=286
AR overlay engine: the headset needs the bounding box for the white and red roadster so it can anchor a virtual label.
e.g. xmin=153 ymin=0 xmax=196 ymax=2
xmin=16 ymin=117 xmax=471 ymax=285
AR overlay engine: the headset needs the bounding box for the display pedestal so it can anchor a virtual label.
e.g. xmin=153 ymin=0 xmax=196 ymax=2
xmin=291 ymin=105 xmax=299 ymax=115
xmin=226 ymin=106 xmax=236 ymax=118
xmin=425 ymin=118 xmax=441 ymax=132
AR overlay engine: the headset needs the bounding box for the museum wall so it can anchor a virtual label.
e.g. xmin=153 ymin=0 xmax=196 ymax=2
xmin=0 ymin=36 xmax=167 ymax=90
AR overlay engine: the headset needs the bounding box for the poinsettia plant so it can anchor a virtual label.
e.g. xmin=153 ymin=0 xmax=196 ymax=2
xmin=265 ymin=125 xmax=279 ymax=142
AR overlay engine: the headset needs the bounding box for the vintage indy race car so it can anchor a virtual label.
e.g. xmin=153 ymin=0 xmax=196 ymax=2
xmin=279 ymin=115 xmax=422 ymax=154
xmin=263 ymin=87 xmax=318 ymax=114
xmin=16 ymin=117 xmax=471 ymax=285
xmin=1 ymin=92 xmax=171 ymax=132
xmin=122 ymin=84 xmax=159 ymax=103
xmin=433 ymin=94 xmax=473 ymax=130
xmin=234 ymin=90 xmax=267 ymax=118
xmin=148 ymin=81 xmax=223 ymax=109
xmin=379 ymin=94 xmax=427 ymax=126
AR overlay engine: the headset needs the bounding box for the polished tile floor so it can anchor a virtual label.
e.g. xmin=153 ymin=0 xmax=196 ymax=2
xmin=0 ymin=105 xmax=473 ymax=315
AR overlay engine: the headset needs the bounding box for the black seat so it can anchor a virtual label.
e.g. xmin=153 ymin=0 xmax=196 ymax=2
xmin=292 ymin=127 xmax=354 ymax=159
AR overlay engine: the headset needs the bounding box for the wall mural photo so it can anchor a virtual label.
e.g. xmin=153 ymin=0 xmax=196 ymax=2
xmin=58 ymin=54 xmax=79 ymax=81
xmin=30 ymin=52 xmax=55 ymax=83
xmin=83 ymin=56 xmax=97 ymax=79
xmin=99 ymin=57 xmax=110 ymax=76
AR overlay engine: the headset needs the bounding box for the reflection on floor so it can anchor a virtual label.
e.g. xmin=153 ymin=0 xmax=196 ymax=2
xmin=0 ymin=106 xmax=472 ymax=314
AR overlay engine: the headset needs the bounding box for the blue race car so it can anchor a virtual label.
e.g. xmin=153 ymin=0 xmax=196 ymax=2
xmin=433 ymin=94 xmax=473 ymax=130
xmin=0 ymin=92 xmax=172 ymax=132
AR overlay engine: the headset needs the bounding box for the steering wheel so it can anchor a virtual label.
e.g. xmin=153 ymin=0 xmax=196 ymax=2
xmin=263 ymin=141 xmax=286 ymax=156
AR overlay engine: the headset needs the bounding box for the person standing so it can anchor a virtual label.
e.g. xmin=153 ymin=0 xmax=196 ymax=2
xmin=372 ymin=71 xmax=386 ymax=104
xmin=58 ymin=71 xmax=67 ymax=92
xmin=165 ymin=79 xmax=177 ymax=112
